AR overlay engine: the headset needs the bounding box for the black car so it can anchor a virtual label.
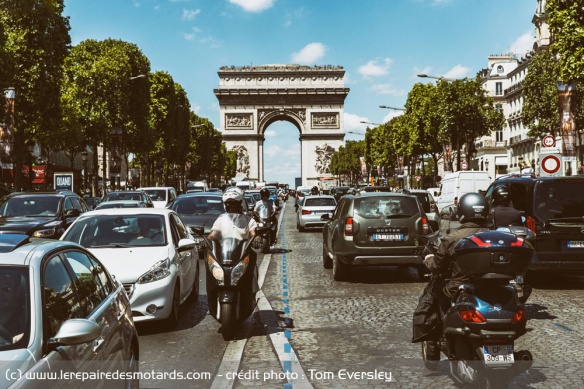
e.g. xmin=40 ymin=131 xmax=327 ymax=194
xmin=0 ymin=191 xmax=88 ymax=238
xmin=102 ymin=190 xmax=154 ymax=207
xmin=331 ymin=186 xmax=351 ymax=202
xmin=484 ymin=175 xmax=584 ymax=275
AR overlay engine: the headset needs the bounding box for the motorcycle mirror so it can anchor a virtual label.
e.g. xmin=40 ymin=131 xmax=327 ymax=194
xmin=189 ymin=225 xmax=205 ymax=237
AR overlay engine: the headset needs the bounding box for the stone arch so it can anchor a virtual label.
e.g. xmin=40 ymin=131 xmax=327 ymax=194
xmin=214 ymin=64 xmax=349 ymax=186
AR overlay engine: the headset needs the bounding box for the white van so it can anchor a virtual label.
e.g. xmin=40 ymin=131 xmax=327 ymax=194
xmin=186 ymin=180 xmax=208 ymax=193
xmin=139 ymin=187 xmax=177 ymax=208
xmin=436 ymin=171 xmax=491 ymax=212
xmin=235 ymin=181 xmax=252 ymax=192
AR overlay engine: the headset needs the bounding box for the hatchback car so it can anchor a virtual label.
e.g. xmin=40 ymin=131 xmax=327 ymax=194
xmin=61 ymin=208 xmax=199 ymax=327
xmin=138 ymin=187 xmax=177 ymax=208
xmin=0 ymin=191 xmax=88 ymax=239
xmin=297 ymin=195 xmax=337 ymax=232
xmin=322 ymin=192 xmax=432 ymax=281
xmin=0 ymin=234 xmax=139 ymax=388
xmin=485 ymin=175 xmax=584 ymax=275
xmin=102 ymin=191 xmax=154 ymax=208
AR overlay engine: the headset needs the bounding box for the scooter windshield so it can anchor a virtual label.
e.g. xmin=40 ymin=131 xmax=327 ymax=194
xmin=256 ymin=203 xmax=271 ymax=219
xmin=214 ymin=237 xmax=243 ymax=264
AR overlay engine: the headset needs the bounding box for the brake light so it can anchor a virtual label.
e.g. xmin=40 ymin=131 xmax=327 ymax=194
xmin=512 ymin=309 xmax=526 ymax=323
xmin=459 ymin=309 xmax=486 ymax=323
xmin=301 ymin=209 xmax=311 ymax=215
xmin=510 ymin=237 xmax=524 ymax=247
xmin=470 ymin=235 xmax=492 ymax=247
xmin=344 ymin=217 xmax=353 ymax=236
xmin=422 ymin=217 xmax=429 ymax=235
xmin=526 ymin=216 xmax=536 ymax=235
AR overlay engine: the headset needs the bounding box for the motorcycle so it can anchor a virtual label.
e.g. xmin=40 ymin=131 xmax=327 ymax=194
xmin=419 ymin=229 xmax=534 ymax=388
xmin=253 ymin=206 xmax=278 ymax=253
xmin=191 ymin=224 xmax=269 ymax=340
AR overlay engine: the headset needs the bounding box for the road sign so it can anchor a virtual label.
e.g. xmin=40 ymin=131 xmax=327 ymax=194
xmin=540 ymin=154 xmax=562 ymax=177
xmin=461 ymin=162 xmax=468 ymax=171
xmin=54 ymin=173 xmax=74 ymax=191
xmin=542 ymin=135 xmax=556 ymax=148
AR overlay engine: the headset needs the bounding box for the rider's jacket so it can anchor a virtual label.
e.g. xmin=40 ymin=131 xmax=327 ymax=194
xmin=253 ymin=200 xmax=275 ymax=219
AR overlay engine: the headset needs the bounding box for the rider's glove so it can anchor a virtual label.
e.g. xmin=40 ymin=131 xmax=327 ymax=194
xmin=423 ymin=254 xmax=434 ymax=268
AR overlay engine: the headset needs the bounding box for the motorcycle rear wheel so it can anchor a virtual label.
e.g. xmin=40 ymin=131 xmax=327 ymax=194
xmin=220 ymin=303 xmax=235 ymax=340
xmin=422 ymin=341 xmax=440 ymax=371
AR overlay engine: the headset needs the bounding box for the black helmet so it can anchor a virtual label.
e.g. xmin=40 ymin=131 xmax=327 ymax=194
xmin=492 ymin=185 xmax=510 ymax=206
xmin=457 ymin=192 xmax=489 ymax=223
xmin=311 ymin=186 xmax=319 ymax=195
xmin=260 ymin=187 xmax=270 ymax=198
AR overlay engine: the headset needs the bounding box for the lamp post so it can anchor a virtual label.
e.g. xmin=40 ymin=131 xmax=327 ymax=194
xmin=359 ymin=121 xmax=382 ymax=126
xmin=346 ymin=130 xmax=365 ymax=136
xmin=81 ymin=150 xmax=88 ymax=194
xmin=417 ymin=73 xmax=458 ymax=82
xmin=379 ymin=105 xmax=406 ymax=111
xmin=26 ymin=140 xmax=34 ymax=190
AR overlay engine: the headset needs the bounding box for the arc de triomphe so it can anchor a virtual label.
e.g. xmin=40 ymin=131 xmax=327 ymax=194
xmin=214 ymin=64 xmax=349 ymax=187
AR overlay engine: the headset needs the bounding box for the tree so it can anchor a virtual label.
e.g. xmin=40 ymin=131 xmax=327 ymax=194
xmin=330 ymin=140 xmax=366 ymax=185
xmin=547 ymin=0 xmax=584 ymax=86
xmin=0 ymin=0 xmax=71 ymax=190
xmin=189 ymin=114 xmax=224 ymax=184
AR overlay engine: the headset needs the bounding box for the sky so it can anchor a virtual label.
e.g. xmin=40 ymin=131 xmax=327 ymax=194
xmin=64 ymin=0 xmax=536 ymax=188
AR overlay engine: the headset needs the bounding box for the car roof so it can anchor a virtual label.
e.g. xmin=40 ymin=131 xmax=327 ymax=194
xmin=355 ymin=192 xmax=410 ymax=198
xmin=139 ymin=187 xmax=174 ymax=190
xmin=176 ymin=192 xmax=223 ymax=198
xmin=4 ymin=191 xmax=74 ymax=198
xmin=0 ymin=234 xmax=84 ymax=266
xmin=82 ymin=208 xmax=174 ymax=216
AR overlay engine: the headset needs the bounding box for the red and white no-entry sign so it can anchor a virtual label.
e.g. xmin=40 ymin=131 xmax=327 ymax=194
xmin=461 ymin=162 xmax=468 ymax=171
xmin=542 ymin=135 xmax=556 ymax=148
xmin=540 ymin=154 xmax=561 ymax=176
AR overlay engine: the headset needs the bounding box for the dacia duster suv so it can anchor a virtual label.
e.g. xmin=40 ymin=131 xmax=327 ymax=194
xmin=485 ymin=175 xmax=584 ymax=275
xmin=0 ymin=191 xmax=88 ymax=238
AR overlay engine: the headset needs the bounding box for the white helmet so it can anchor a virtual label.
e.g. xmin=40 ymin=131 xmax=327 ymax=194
xmin=222 ymin=187 xmax=244 ymax=210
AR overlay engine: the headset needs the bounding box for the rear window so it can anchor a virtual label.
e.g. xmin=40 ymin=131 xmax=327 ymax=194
xmin=304 ymin=198 xmax=336 ymax=207
xmin=355 ymin=197 xmax=419 ymax=219
xmin=534 ymin=180 xmax=584 ymax=221
xmin=413 ymin=193 xmax=431 ymax=213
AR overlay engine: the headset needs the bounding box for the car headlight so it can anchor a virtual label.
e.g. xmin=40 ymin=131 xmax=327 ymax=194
xmin=33 ymin=228 xmax=57 ymax=238
xmin=231 ymin=256 xmax=250 ymax=286
xmin=137 ymin=258 xmax=171 ymax=284
xmin=207 ymin=255 xmax=225 ymax=285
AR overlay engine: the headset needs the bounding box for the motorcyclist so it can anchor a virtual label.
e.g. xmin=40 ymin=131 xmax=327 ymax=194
xmin=491 ymin=185 xmax=522 ymax=229
xmin=252 ymin=187 xmax=278 ymax=243
xmin=420 ymin=193 xmax=490 ymax=359
xmin=208 ymin=187 xmax=257 ymax=242
xmin=310 ymin=186 xmax=320 ymax=195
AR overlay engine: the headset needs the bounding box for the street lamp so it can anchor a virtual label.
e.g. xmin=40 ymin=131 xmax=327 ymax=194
xmin=81 ymin=150 xmax=88 ymax=194
xmin=346 ymin=130 xmax=365 ymax=136
xmin=379 ymin=105 xmax=406 ymax=111
xmin=417 ymin=73 xmax=458 ymax=82
xmin=360 ymin=121 xmax=382 ymax=126
xmin=129 ymin=74 xmax=147 ymax=80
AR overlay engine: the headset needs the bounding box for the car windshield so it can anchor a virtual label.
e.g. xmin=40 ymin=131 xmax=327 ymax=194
xmin=0 ymin=196 xmax=59 ymax=217
xmin=171 ymin=196 xmax=224 ymax=215
xmin=103 ymin=192 xmax=142 ymax=202
xmin=534 ymin=181 xmax=584 ymax=221
xmin=0 ymin=266 xmax=30 ymax=351
xmin=304 ymin=198 xmax=336 ymax=207
xmin=144 ymin=190 xmax=166 ymax=202
xmin=95 ymin=202 xmax=142 ymax=210
xmin=355 ymin=196 xmax=419 ymax=219
xmin=62 ymin=214 xmax=167 ymax=248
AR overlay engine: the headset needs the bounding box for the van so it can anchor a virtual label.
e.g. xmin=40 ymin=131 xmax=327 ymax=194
xmin=187 ymin=180 xmax=208 ymax=193
xmin=139 ymin=186 xmax=177 ymax=208
xmin=436 ymin=171 xmax=491 ymax=212
xmin=235 ymin=181 xmax=252 ymax=192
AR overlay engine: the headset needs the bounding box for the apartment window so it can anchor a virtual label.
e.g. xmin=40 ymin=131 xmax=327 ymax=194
xmin=496 ymin=129 xmax=503 ymax=143
xmin=495 ymin=103 xmax=503 ymax=113
xmin=495 ymin=82 xmax=503 ymax=96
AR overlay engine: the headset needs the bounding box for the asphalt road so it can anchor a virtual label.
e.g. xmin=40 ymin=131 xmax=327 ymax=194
xmin=137 ymin=199 xmax=584 ymax=388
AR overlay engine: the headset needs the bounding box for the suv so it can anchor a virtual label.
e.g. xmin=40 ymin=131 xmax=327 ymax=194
xmin=0 ymin=191 xmax=88 ymax=238
xmin=397 ymin=188 xmax=439 ymax=225
xmin=484 ymin=175 xmax=584 ymax=275
xmin=321 ymin=192 xmax=432 ymax=281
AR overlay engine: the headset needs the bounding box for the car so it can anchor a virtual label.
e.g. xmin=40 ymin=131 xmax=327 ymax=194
xmin=83 ymin=196 xmax=102 ymax=210
xmin=247 ymin=190 xmax=262 ymax=203
xmin=396 ymin=188 xmax=439 ymax=227
xmin=138 ymin=186 xmax=178 ymax=208
xmin=321 ymin=192 xmax=432 ymax=281
xmin=296 ymin=195 xmax=337 ymax=232
xmin=170 ymin=192 xmax=225 ymax=258
xmin=295 ymin=186 xmax=312 ymax=209
xmin=102 ymin=190 xmax=154 ymax=208
xmin=244 ymin=193 xmax=257 ymax=209
xmin=358 ymin=185 xmax=392 ymax=193
xmin=0 ymin=191 xmax=88 ymax=239
xmin=331 ymin=186 xmax=351 ymax=202
xmin=484 ymin=175 xmax=584 ymax=275
xmin=0 ymin=234 xmax=139 ymax=388
xmin=94 ymin=200 xmax=147 ymax=210
xmin=60 ymin=208 xmax=199 ymax=327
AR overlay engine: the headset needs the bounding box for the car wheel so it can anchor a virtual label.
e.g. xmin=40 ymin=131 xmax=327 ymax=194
xmin=322 ymin=243 xmax=332 ymax=269
xmin=125 ymin=345 xmax=140 ymax=389
xmin=332 ymin=252 xmax=348 ymax=281
xmin=165 ymin=283 xmax=180 ymax=328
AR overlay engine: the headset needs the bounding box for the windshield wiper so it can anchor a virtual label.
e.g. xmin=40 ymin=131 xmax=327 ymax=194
xmin=90 ymin=243 xmax=130 ymax=248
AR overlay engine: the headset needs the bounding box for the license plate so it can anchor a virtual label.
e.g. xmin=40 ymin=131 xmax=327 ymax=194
xmin=483 ymin=345 xmax=514 ymax=365
xmin=568 ymin=241 xmax=584 ymax=248
xmin=373 ymin=234 xmax=403 ymax=241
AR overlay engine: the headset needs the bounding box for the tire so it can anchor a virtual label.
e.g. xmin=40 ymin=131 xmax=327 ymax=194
xmin=125 ymin=346 xmax=139 ymax=389
xmin=262 ymin=237 xmax=270 ymax=253
xmin=332 ymin=253 xmax=349 ymax=281
xmin=220 ymin=303 xmax=235 ymax=340
xmin=322 ymin=243 xmax=332 ymax=269
xmin=422 ymin=341 xmax=440 ymax=371
xmin=165 ymin=283 xmax=180 ymax=328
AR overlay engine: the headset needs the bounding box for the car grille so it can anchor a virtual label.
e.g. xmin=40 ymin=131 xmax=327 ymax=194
xmin=123 ymin=283 xmax=135 ymax=298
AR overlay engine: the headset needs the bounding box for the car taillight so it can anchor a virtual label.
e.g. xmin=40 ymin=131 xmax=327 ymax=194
xmin=526 ymin=216 xmax=536 ymax=236
xmin=512 ymin=308 xmax=526 ymax=323
xmin=344 ymin=217 xmax=353 ymax=236
xmin=301 ymin=209 xmax=311 ymax=215
xmin=422 ymin=217 xmax=429 ymax=235
xmin=459 ymin=309 xmax=486 ymax=323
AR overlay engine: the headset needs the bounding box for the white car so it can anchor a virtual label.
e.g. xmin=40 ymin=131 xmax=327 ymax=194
xmin=138 ymin=187 xmax=178 ymax=208
xmin=61 ymin=208 xmax=199 ymax=327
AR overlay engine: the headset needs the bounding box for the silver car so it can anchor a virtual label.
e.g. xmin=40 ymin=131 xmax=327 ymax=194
xmin=296 ymin=195 xmax=337 ymax=232
xmin=61 ymin=208 xmax=199 ymax=327
xmin=0 ymin=234 xmax=139 ymax=388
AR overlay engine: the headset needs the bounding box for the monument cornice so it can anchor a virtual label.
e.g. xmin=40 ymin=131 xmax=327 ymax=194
xmin=299 ymin=133 xmax=345 ymax=141
xmin=215 ymin=88 xmax=350 ymax=105
xmin=221 ymin=133 xmax=265 ymax=142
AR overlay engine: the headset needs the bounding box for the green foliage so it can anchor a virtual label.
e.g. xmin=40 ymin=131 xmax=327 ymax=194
xmin=329 ymin=140 xmax=366 ymax=184
xmin=547 ymin=0 xmax=584 ymax=86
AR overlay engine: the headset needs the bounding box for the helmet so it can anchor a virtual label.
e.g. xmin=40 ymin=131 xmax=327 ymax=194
xmin=222 ymin=187 xmax=244 ymax=212
xmin=457 ymin=192 xmax=489 ymax=223
xmin=492 ymin=185 xmax=510 ymax=206
xmin=260 ymin=187 xmax=270 ymax=198
xmin=311 ymin=186 xmax=319 ymax=195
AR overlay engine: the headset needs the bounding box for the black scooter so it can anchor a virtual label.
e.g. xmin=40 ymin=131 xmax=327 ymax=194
xmin=191 ymin=225 xmax=269 ymax=340
xmin=420 ymin=229 xmax=534 ymax=388
xmin=253 ymin=209 xmax=278 ymax=253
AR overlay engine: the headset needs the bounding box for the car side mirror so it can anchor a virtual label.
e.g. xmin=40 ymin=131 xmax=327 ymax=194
xmin=65 ymin=209 xmax=80 ymax=217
